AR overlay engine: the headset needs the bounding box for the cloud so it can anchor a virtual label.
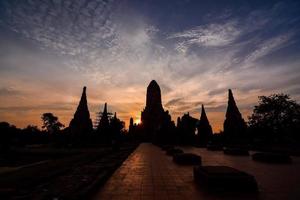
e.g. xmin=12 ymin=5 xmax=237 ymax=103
xmin=164 ymin=98 xmax=184 ymax=108
xmin=1 ymin=0 xmax=117 ymax=67
xmin=0 ymin=103 xmax=75 ymax=112
xmin=0 ymin=0 xmax=299 ymax=132
xmin=0 ymin=87 xmax=22 ymax=96
xmin=289 ymin=87 xmax=300 ymax=95
xmin=243 ymin=33 xmax=294 ymax=66
xmin=168 ymin=20 xmax=241 ymax=53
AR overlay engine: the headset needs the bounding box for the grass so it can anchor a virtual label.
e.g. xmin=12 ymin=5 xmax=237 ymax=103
xmin=0 ymin=143 xmax=138 ymax=199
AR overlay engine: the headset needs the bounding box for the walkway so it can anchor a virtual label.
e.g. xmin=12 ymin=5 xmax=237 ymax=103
xmin=93 ymin=143 xmax=300 ymax=200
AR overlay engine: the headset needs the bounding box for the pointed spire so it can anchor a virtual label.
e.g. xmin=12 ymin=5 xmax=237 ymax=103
xmin=226 ymin=89 xmax=241 ymax=118
xmin=69 ymin=86 xmax=93 ymax=141
xmin=71 ymin=86 xmax=91 ymax=121
xmin=74 ymin=86 xmax=88 ymax=117
xmin=228 ymin=89 xmax=234 ymax=102
xmin=81 ymin=86 xmax=86 ymax=101
xmin=177 ymin=117 xmax=181 ymax=127
xmin=200 ymin=104 xmax=209 ymax=122
xmin=130 ymin=117 xmax=134 ymax=126
xmin=129 ymin=117 xmax=134 ymax=134
xmin=224 ymin=89 xmax=247 ymax=144
xmin=103 ymin=102 xmax=107 ymax=114
xmin=97 ymin=103 xmax=110 ymax=132
xmin=197 ymin=104 xmax=213 ymax=146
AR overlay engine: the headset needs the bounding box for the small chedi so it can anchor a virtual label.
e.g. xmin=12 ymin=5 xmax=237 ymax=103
xmin=128 ymin=117 xmax=135 ymax=136
xmin=223 ymin=89 xmax=247 ymax=145
xmin=177 ymin=113 xmax=198 ymax=145
xmin=196 ymin=104 xmax=213 ymax=146
xmin=96 ymin=103 xmax=111 ymax=143
xmin=93 ymin=103 xmax=125 ymax=144
xmin=69 ymin=86 xmax=93 ymax=144
xmin=110 ymin=112 xmax=124 ymax=141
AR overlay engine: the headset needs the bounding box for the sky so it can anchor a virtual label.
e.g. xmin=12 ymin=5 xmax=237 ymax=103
xmin=0 ymin=0 xmax=300 ymax=132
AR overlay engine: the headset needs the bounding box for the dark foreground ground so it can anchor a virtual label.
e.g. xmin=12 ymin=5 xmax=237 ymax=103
xmin=0 ymin=143 xmax=138 ymax=199
xmin=1 ymin=143 xmax=300 ymax=200
xmin=94 ymin=143 xmax=300 ymax=200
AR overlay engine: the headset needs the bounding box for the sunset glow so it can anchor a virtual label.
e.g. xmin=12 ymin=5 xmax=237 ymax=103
xmin=134 ymin=118 xmax=141 ymax=125
xmin=0 ymin=0 xmax=299 ymax=133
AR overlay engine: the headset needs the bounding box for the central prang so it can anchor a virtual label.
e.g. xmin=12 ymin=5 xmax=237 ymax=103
xmin=140 ymin=80 xmax=175 ymax=143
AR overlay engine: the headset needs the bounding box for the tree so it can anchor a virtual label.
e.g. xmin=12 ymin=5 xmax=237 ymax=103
xmin=22 ymin=125 xmax=45 ymax=145
xmin=41 ymin=113 xmax=64 ymax=134
xmin=24 ymin=125 xmax=40 ymax=133
xmin=0 ymin=122 xmax=18 ymax=151
xmin=248 ymin=94 xmax=300 ymax=143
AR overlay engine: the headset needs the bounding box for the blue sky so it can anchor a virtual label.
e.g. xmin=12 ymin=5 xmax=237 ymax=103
xmin=0 ymin=0 xmax=300 ymax=131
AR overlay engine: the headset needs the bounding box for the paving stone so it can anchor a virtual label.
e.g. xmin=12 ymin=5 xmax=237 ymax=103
xmin=166 ymin=148 xmax=184 ymax=156
xmin=223 ymin=147 xmax=249 ymax=156
xmin=173 ymin=153 xmax=202 ymax=165
xmin=161 ymin=145 xmax=174 ymax=151
xmin=252 ymin=152 xmax=292 ymax=163
xmin=93 ymin=143 xmax=300 ymax=200
xmin=206 ymin=144 xmax=223 ymax=151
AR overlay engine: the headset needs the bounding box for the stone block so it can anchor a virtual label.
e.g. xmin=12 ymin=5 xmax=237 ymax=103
xmin=194 ymin=166 xmax=258 ymax=192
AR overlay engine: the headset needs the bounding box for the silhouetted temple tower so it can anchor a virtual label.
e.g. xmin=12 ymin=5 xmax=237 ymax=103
xmin=141 ymin=80 xmax=174 ymax=142
xmin=196 ymin=105 xmax=213 ymax=146
xmin=129 ymin=117 xmax=134 ymax=127
xmin=145 ymin=80 xmax=163 ymax=111
xmin=223 ymin=89 xmax=247 ymax=144
xmin=69 ymin=86 xmax=93 ymax=144
xmin=129 ymin=117 xmax=134 ymax=133
xmin=177 ymin=112 xmax=198 ymax=145
xmin=97 ymin=103 xmax=110 ymax=131
xmin=96 ymin=103 xmax=111 ymax=143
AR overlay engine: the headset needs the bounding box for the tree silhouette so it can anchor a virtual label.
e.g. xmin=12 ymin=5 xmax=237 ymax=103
xmin=22 ymin=125 xmax=47 ymax=145
xmin=41 ymin=113 xmax=64 ymax=134
xmin=248 ymin=94 xmax=300 ymax=143
xmin=0 ymin=122 xmax=18 ymax=152
xmin=24 ymin=125 xmax=40 ymax=133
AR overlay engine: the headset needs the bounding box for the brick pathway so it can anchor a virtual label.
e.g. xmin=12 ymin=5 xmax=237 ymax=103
xmin=93 ymin=143 xmax=300 ymax=200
